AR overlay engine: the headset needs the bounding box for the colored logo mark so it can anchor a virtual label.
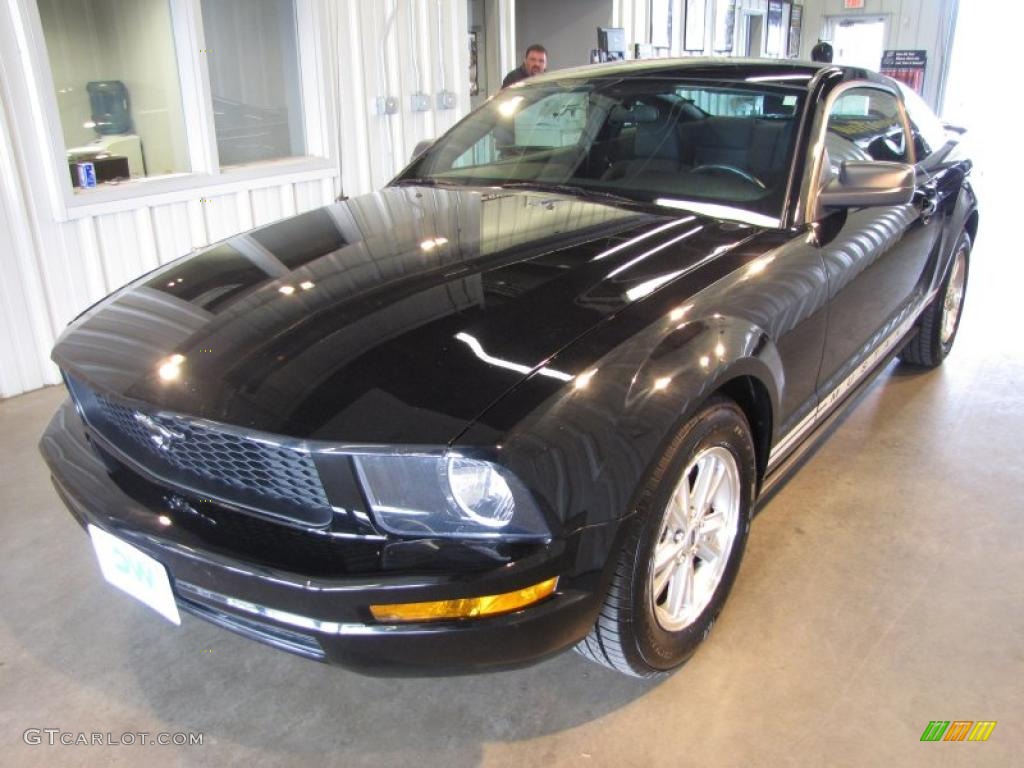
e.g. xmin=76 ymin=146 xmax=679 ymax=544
xmin=920 ymin=721 xmax=996 ymax=742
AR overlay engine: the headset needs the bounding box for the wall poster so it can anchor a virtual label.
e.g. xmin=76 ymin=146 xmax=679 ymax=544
xmin=880 ymin=50 xmax=927 ymax=94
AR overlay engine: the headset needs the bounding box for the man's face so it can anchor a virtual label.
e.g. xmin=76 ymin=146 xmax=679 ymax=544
xmin=524 ymin=50 xmax=547 ymax=76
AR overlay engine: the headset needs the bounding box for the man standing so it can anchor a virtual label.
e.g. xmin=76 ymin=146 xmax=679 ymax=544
xmin=502 ymin=45 xmax=548 ymax=88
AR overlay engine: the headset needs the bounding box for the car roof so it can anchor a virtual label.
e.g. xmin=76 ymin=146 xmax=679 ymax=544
xmin=522 ymin=57 xmax=887 ymax=89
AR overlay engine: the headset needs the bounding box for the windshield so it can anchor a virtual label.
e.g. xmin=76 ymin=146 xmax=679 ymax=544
xmin=398 ymin=77 xmax=807 ymax=220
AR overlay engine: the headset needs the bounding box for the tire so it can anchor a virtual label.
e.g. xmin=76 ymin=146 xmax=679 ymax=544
xmin=899 ymin=230 xmax=971 ymax=368
xmin=575 ymin=396 xmax=757 ymax=678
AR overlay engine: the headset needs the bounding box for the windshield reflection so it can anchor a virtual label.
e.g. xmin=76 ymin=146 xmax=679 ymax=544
xmin=399 ymin=76 xmax=807 ymax=221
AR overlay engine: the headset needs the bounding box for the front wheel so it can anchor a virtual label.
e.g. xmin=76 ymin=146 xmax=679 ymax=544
xmin=575 ymin=396 xmax=757 ymax=677
xmin=899 ymin=230 xmax=971 ymax=368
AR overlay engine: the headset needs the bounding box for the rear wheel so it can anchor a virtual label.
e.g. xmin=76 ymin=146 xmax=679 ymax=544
xmin=575 ymin=396 xmax=756 ymax=678
xmin=899 ymin=231 xmax=971 ymax=368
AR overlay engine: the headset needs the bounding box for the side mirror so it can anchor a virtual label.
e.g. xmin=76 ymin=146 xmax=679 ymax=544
xmin=819 ymin=161 xmax=915 ymax=209
xmin=411 ymin=139 xmax=434 ymax=162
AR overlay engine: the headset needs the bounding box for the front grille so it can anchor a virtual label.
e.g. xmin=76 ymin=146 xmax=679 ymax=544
xmin=93 ymin=393 xmax=330 ymax=512
xmin=90 ymin=424 xmax=383 ymax=576
xmin=64 ymin=375 xmax=334 ymax=526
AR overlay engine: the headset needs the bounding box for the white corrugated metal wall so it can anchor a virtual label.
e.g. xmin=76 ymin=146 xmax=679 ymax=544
xmin=0 ymin=0 xmax=472 ymax=398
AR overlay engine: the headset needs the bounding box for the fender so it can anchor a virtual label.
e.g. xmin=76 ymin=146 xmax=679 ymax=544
xmin=621 ymin=315 xmax=782 ymax=446
xmin=466 ymin=311 xmax=785 ymax=537
xmin=453 ymin=229 xmax=827 ymax=584
xmin=455 ymin=229 xmax=826 ymax=534
xmin=918 ymin=181 xmax=976 ymax=302
xmin=930 ymin=159 xmax=978 ymax=295
xmin=949 ymin=181 xmax=978 ymax=244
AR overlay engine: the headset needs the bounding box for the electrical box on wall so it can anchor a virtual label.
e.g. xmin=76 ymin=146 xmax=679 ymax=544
xmin=374 ymin=96 xmax=399 ymax=116
xmin=437 ymin=91 xmax=457 ymax=110
xmin=410 ymin=92 xmax=431 ymax=112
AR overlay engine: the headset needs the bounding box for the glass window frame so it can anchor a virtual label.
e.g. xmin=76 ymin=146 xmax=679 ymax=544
xmin=19 ymin=0 xmax=334 ymax=220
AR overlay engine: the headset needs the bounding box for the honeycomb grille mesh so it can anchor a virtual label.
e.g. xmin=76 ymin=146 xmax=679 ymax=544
xmin=94 ymin=393 xmax=330 ymax=512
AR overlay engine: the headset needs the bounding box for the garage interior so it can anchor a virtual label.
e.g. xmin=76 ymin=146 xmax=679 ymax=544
xmin=1 ymin=1 xmax=1021 ymax=766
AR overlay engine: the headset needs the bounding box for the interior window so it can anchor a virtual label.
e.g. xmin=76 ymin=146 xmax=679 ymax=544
xmin=38 ymin=0 xmax=190 ymax=189
xmin=200 ymin=0 xmax=307 ymax=167
xmin=826 ymin=88 xmax=909 ymax=166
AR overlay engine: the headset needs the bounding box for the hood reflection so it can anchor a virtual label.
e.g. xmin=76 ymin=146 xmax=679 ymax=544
xmin=55 ymin=185 xmax=760 ymax=443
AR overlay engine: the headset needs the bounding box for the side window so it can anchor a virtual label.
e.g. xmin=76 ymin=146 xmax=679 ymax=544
xmin=825 ymin=88 xmax=909 ymax=167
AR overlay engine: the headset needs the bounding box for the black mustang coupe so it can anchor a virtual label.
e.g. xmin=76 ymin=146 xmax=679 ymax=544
xmin=41 ymin=60 xmax=976 ymax=677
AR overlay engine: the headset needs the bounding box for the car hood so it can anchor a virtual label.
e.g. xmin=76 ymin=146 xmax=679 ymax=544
xmin=54 ymin=185 xmax=761 ymax=444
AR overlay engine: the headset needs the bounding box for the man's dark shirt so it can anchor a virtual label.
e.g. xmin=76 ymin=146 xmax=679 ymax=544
xmin=501 ymin=65 xmax=530 ymax=89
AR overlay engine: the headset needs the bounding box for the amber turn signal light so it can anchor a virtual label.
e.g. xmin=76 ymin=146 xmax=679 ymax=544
xmin=369 ymin=577 xmax=558 ymax=622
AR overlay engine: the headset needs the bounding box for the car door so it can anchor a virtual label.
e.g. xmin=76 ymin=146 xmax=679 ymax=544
xmin=812 ymin=84 xmax=942 ymax=399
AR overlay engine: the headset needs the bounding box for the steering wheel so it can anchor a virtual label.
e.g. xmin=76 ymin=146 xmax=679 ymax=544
xmin=690 ymin=164 xmax=767 ymax=190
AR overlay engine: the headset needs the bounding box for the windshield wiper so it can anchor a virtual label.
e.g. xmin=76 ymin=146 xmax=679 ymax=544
xmin=501 ymin=181 xmax=637 ymax=204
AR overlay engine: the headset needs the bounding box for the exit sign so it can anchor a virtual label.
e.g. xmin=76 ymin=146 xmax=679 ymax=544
xmin=844 ymin=0 xmax=865 ymax=8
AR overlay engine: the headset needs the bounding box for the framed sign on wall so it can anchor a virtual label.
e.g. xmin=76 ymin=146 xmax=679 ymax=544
xmin=766 ymin=1 xmax=784 ymax=56
xmin=684 ymin=0 xmax=707 ymax=52
xmin=880 ymin=50 xmax=927 ymax=94
xmin=650 ymin=0 xmax=672 ymax=49
xmin=788 ymin=4 xmax=803 ymax=58
xmin=713 ymin=0 xmax=735 ymax=53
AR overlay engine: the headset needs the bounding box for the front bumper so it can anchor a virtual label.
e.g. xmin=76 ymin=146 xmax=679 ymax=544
xmin=40 ymin=400 xmax=609 ymax=675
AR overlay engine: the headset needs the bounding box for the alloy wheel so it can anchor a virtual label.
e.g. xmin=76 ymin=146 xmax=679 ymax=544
xmin=649 ymin=446 xmax=741 ymax=632
xmin=941 ymin=246 xmax=968 ymax=346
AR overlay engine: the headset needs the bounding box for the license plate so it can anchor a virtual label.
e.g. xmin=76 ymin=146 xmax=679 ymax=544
xmin=88 ymin=524 xmax=181 ymax=625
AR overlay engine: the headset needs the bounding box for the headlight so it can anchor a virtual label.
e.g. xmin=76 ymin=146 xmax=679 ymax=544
xmin=352 ymin=454 xmax=549 ymax=539
xmin=446 ymin=458 xmax=515 ymax=528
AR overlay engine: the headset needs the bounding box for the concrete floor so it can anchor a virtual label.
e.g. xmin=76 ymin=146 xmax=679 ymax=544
xmin=3 ymin=216 xmax=1023 ymax=767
